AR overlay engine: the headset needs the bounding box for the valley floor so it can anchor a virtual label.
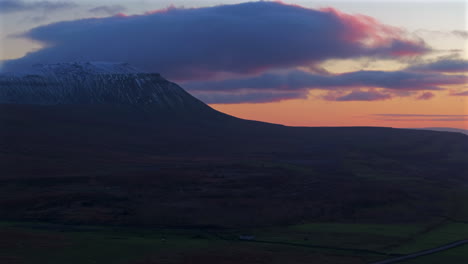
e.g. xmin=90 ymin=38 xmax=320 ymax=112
xmin=1 ymin=220 xmax=467 ymax=264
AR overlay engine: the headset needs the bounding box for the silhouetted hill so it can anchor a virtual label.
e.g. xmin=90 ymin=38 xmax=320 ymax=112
xmin=413 ymin=127 xmax=468 ymax=135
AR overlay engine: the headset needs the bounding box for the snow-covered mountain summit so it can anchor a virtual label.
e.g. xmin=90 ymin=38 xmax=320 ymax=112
xmin=30 ymin=62 xmax=144 ymax=76
xmin=0 ymin=62 xmax=209 ymax=111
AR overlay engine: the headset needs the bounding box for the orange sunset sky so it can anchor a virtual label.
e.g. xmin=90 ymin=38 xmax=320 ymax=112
xmin=212 ymin=91 xmax=467 ymax=128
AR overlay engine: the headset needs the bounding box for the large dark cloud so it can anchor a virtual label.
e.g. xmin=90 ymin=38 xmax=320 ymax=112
xmin=4 ymin=2 xmax=427 ymax=80
xmin=0 ymin=0 xmax=76 ymax=13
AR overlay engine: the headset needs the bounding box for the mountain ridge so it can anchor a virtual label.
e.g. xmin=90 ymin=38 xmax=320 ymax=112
xmin=0 ymin=62 xmax=216 ymax=114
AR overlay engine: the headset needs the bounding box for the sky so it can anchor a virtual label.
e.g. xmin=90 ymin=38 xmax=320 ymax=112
xmin=0 ymin=0 xmax=467 ymax=129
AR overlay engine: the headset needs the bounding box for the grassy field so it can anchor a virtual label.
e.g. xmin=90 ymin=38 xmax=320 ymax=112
xmin=399 ymin=245 xmax=468 ymax=264
xmin=1 ymin=220 xmax=466 ymax=264
xmin=389 ymin=222 xmax=468 ymax=256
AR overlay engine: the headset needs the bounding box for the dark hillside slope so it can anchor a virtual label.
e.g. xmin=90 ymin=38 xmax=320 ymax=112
xmin=1 ymin=104 xmax=467 ymax=226
xmin=1 ymin=103 xmax=466 ymax=179
xmin=1 ymin=62 xmax=467 ymax=226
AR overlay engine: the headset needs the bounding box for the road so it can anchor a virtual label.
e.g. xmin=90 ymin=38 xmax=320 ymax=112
xmin=370 ymin=239 xmax=468 ymax=264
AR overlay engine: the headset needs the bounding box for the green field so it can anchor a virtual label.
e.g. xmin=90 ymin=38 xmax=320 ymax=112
xmin=1 ymin=220 xmax=466 ymax=264
xmin=399 ymin=245 xmax=468 ymax=264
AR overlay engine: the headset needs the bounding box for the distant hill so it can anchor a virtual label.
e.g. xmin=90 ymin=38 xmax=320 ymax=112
xmin=412 ymin=127 xmax=468 ymax=135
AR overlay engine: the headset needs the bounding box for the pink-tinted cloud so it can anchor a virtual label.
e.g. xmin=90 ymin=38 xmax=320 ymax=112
xmin=3 ymin=2 xmax=428 ymax=80
xmin=321 ymin=7 xmax=425 ymax=57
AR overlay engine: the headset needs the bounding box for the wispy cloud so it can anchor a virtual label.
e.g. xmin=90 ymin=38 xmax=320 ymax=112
xmin=452 ymin=30 xmax=468 ymax=39
xmin=0 ymin=0 xmax=76 ymax=13
xmin=195 ymin=90 xmax=308 ymax=104
xmin=185 ymin=70 xmax=463 ymax=92
xmin=373 ymin=114 xmax=468 ymax=122
xmin=414 ymin=29 xmax=468 ymax=40
xmin=450 ymin=90 xmax=468 ymax=96
xmin=380 ymin=118 xmax=467 ymax=122
xmin=330 ymin=90 xmax=392 ymax=101
xmin=88 ymin=5 xmax=126 ymax=16
xmin=416 ymin=92 xmax=435 ymax=100
xmin=407 ymin=58 xmax=468 ymax=73
xmin=374 ymin=114 xmax=468 ymax=117
xmin=183 ymin=69 xmax=464 ymax=103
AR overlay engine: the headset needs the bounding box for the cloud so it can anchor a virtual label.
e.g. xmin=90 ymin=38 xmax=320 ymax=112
xmin=414 ymin=29 xmax=468 ymax=40
xmin=183 ymin=68 xmax=468 ymax=103
xmin=451 ymin=30 xmax=468 ymax=39
xmin=194 ymin=90 xmax=308 ymax=104
xmin=407 ymin=59 xmax=468 ymax=73
xmin=416 ymin=92 xmax=435 ymax=100
xmin=0 ymin=0 xmax=76 ymax=13
xmin=380 ymin=118 xmax=468 ymax=122
xmin=3 ymin=2 xmax=428 ymax=80
xmin=331 ymin=90 xmax=392 ymax=101
xmin=182 ymin=68 xmax=466 ymax=103
xmin=184 ymin=70 xmax=465 ymax=92
xmin=450 ymin=90 xmax=468 ymax=96
xmin=373 ymin=114 xmax=468 ymax=122
xmin=88 ymin=5 xmax=126 ymax=16
xmin=374 ymin=114 xmax=468 ymax=117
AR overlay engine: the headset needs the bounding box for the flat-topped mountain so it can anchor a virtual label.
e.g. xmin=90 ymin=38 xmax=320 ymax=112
xmin=0 ymin=62 xmax=213 ymax=113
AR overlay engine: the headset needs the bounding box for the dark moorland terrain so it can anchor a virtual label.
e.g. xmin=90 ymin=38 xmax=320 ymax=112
xmin=1 ymin=65 xmax=467 ymax=263
xmin=1 ymin=104 xmax=467 ymax=264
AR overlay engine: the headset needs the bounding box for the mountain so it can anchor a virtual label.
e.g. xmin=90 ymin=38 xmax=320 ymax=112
xmin=1 ymin=63 xmax=467 ymax=228
xmin=0 ymin=62 xmax=216 ymax=115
